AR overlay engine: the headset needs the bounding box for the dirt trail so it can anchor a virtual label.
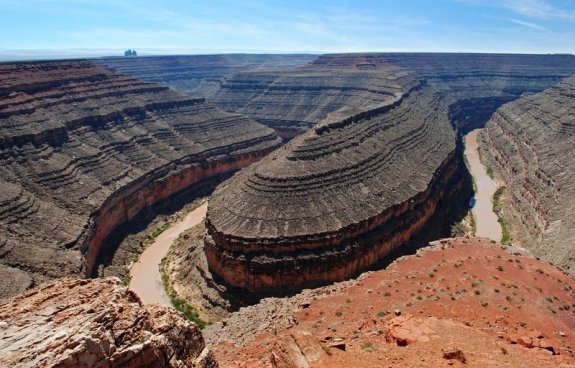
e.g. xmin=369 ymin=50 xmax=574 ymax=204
xmin=464 ymin=129 xmax=502 ymax=241
xmin=129 ymin=202 xmax=208 ymax=306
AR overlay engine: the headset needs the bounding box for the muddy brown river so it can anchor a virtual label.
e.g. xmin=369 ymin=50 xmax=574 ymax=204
xmin=464 ymin=129 xmax=503 ymax=241
xmin=129 ymin=202 xmax=208 ymax=306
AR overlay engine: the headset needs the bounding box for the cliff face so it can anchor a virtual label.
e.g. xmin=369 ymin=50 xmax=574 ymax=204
xmin=210 ymin=58 xmax=413 ymax=137
xmin=481 ymin=76 xmax=575 ymax=272
xmin=211 ymin=53 xmax=575 ymax=137
xmin=205 ymin=67 xmax=458 ymax=293
xmin=375 ymin=53 xmax=575 ymax=134
xmin=0 ymin=277 xmax=218 ymax=368
xmin=94 ymin=54 xmax=316 ymax=99
xmin=0 ymin=60 xmax=281 ymax=297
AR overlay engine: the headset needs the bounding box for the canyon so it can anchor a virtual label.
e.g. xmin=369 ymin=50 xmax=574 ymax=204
xmin=0 ymin=60 xmax=281 ymax=298
xmin=3 ymin=53 xmax=575 ymax=367
xmin=200 ymin=53 xmax=575 ymax=295
xmin=481 ymin=76 xmax=575 ymax=272
xmin=205 ymin=63 xmax=462 ymax=293
xmin=95 ymin=54 xmax=316 ymax=99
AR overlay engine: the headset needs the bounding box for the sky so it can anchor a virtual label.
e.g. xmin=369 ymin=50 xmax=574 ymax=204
xmin=0 ymin=0 xmax=574 ymax=58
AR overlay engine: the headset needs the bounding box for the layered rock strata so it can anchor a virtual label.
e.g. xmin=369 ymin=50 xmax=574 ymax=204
xmin=481 ymin=76 xmax=575 ymax=272
xmin=205 ymin=78 xmax=457 ymax=293
xmin=212 ymin=53 xmax=575 ymax=137
xmin=211 ymin=58 xmax=413 ymax=137
xmin=0 ymin=60 xmax=281 ymax=297
xmin=0 ymin=277 xmax=218 ymax=367
xmin=95 ymin=54 xmax=316 ymax=99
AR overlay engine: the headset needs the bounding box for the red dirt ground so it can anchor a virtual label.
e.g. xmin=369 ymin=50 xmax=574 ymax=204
xmin=211 ymin=237 xmax=575 ymax=367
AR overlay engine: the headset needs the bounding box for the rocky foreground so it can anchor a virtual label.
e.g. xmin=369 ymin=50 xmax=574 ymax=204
xmin=481 ymin=76 xmax=575 ymax=273
xmin=206 ymin=238 xmax=575 ymax=368
xmin=205 ymin=62 xmax=462 ymax=294
xmin=3 ymin=238 xmax=574 ymax=368
xmin=0 ymin=277 xmax=217 ymax=367
xmin=0 ymin=60 xmax=281 ymax=298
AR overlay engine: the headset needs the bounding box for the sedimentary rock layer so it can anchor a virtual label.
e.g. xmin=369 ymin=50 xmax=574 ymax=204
xmin=0 ymin=60 xmax=281 ymax=297
xmin=211 ymin=58 xmax=413 ymax=137
xmin=481 ymin=76 xmax=575 ymax=272
xmin=0 ymin=277 xmax=218 ymax=367
xmin=212 ymin=53 xmax=575 ymax=137
xmin=205 ymin=76 xmax=457 ymax=293
xmin=95 ymin=54 xmax=316 ymax=98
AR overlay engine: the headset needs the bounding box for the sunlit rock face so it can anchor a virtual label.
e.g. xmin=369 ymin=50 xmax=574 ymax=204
xmin=0 ymin=60 xmax=281 ymax=297
xmin=206 ymin=60 xmax=458 ymax=293
xmin=482 ymin=76 xmax=575 ymax=272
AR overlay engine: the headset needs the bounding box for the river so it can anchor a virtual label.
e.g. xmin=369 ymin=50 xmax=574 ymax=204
xmin=464 ymin=129 xmax=502 ymax=241
xmin=129 ymin=202 xmax=208 ymax=306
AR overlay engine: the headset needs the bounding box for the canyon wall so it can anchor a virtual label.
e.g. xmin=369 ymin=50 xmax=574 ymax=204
xmin=0 ymin=60 xmax=281 ymax=297
xmin=481 ymin=76 xmax=575 ymax=272
xmin=210 ymin=53 xmax=575 ymax=137
xmin=205 ymin=65 xmax=458 ymax=293
xmin=94 ymin=54 xmax=316 ymax=99
xmin=210 ymin=56 xmax=413 ymax=137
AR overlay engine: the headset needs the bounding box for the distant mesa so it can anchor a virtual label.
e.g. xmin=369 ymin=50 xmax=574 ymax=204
xmin=124 ymin=49 xmax=137 ymax=57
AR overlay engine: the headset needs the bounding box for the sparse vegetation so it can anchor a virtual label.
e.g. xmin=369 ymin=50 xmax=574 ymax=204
xmin=361 ymin=341 xmax=375 ymax=352
xmin=160 ymin=258 xmax=207 ymax=329
xmin=150 ymin=222 xmax=172 ymax=240
xmin=493 ymin=186 xmax=510 ymax=244
xmin=486 ymin=165 xmax=494 ymax=179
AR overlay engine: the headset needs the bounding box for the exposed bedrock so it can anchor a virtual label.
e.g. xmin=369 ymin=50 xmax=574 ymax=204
xmin=481 ymin=76 xmax=575 ymax=272
xmin=0 ymin=277 xmax=218 ymax=367
xmin=210 ymin=58 xmax=415 ymax=137
xmin=205 ymin=81 xmax=459 ymax=293
xmin=212 ymin=53 xmax=575 ymax=138
xmin=94 ymin=54 xmax=316 ymax=98
xmin=0 ymin=60 xmax=281 ymax=297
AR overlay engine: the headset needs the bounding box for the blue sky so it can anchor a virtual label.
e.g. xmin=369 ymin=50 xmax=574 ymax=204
xmin=0 ymin=0 xmax=574 ymax=57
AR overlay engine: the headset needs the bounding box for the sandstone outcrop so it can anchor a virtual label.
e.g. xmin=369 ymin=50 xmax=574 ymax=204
xmin=95 ymin=54 xmax=316 ymax=99
xmin=0 ymin=277 xmax=218 ymax=367
xmin=0 ymin=60 xmax=281 ymax=297
xmin=205 ymin=70 xmax=460 ymax=293
xmin=481 ymin=76 xmax=575 ymax=272
xmin=208 ymin=238 xmax=575 ymax=368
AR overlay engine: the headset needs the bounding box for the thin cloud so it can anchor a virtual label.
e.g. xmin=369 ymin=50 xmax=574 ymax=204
xmin=508 ymin=18 xmax=549 ymax=32
xmin=455 ymin=0 xmax=575 ymax=20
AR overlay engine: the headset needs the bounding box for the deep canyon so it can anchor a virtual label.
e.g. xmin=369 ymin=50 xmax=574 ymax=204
xmin=3 ymin=53 xmax=575 ymax=367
